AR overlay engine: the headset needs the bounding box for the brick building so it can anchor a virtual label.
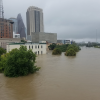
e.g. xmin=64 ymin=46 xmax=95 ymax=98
xmin=0 ymin=18 xmax=13 ymax=38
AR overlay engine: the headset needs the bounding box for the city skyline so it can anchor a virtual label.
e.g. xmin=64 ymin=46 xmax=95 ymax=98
xmin=2 ymin=0 xmax=100 ymax=42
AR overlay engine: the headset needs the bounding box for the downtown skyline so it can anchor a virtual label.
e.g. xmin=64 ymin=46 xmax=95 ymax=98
xmin=3 ymin=0 xmax=100 ymax=42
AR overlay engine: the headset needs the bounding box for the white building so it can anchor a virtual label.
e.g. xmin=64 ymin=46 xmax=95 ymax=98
xmin=13 ymin=33 xmax=20 ymax=38
xmin=0 ymin=38 xmax=21 ymax=49
xmin=6 ymin=42 xmax=46 ymax=55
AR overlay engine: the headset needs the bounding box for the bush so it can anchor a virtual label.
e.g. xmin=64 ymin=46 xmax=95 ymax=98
xmin=65 ymin=49 xmax=76 ymax=56
xmin=0 ymin=46 xmax=40 ymax=77
xmin=56 ymin=44 xmax=69 ymax=52
xmin=52 ymin=48 xmax=61 ymax=55
xmin=48 ymin=43 xmax=56 ymax=50
xmin=0 ymin=53 xmax=9 ymax=73
xmin=0 ymin=47 xmax=6 ymax=56
xmin=67 ymin=44 xmax=80 ymax=52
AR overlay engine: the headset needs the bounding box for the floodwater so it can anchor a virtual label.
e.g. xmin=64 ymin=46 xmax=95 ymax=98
xmin=0 ymin=47 xmax=100 ymax=100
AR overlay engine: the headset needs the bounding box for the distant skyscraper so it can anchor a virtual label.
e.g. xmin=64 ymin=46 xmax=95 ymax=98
xmin=0 ymin=0 xmax=4 ymax=18
xmin=26 ymin=6 xmax=44 ymax=35
xmin=17 ymin=14 xmax=26 ymax=38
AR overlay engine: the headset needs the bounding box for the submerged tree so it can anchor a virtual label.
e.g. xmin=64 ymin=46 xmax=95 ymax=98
xmin=52 ymin=48 xmax=61 ymax=55
xmin=0 ymin=47 xmax=6 ymax=56
xmin=48 ymin=43 xmax=56 ymax=50
xmin=0 ymin=46 xmax=40 ymax=77
xmin=65 ymin=49 xmax=76 ymax=56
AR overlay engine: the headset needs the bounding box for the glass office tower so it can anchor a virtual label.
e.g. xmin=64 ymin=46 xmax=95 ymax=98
xmin=17 ymin=14 xmax=26 ymax=38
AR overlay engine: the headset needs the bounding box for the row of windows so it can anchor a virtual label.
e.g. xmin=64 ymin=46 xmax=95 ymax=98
xmin=0 ymin=32 xmax=11 ymax=34
xmin=35 ymin=51 xmax=43 ymax=54
xmin=29 ymin=45 xmax=43 ymax=49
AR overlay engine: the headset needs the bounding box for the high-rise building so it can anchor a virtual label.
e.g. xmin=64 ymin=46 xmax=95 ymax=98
xmin=0 ymin=0 xmax=4 ymax=18
xmin=0 ymin=18 xmax=13 ymax=38
xmin=17 ymin=14 xmax=26 ymax=38
xmin=26 ymin=6 xmax=44 ymax=35
xmin=9 ymin=18 xmax=20 ymax=38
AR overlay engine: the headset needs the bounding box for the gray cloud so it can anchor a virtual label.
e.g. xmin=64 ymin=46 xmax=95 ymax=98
xmin=3 ymin=0 xmax=100 ymax=41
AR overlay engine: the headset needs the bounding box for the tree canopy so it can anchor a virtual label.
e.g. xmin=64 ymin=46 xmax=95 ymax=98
xmin=0 ymin=46 xmax=40 ymax=77
xmin=65 ymin=49 xmax=76 ymax=56
xmin=0 ymin=47 xmax=6 ymax=56
xmin=48 ymin=43 xmax=56 ymax=50
xmin=52 ymin=48 xmax=61 ymax=55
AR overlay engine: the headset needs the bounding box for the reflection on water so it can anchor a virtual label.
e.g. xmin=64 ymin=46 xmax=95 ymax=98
xmin=0 ymin=47 xmax=100 ymax=100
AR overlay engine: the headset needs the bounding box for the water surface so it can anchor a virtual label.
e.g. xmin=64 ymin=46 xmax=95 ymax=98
xmin=0 ymin=47 xmax=100 ymax=100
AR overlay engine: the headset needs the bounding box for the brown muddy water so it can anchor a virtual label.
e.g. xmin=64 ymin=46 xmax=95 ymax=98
xmin=0 ymin=47 xmax=100 ymax=100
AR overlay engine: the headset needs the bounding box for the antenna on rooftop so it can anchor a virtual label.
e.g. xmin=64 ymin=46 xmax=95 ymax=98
xmin=0 ymin=0 xmax=4 ymax=18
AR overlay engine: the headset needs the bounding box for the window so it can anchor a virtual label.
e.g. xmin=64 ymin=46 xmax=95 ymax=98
xmin=35 ymin=45 xmax=37 ymax=49
xmin=38 ymin=51 xmax=39 ymax=54
xmin=35 ymin=51 xmax=37 ymax=54
xmin=38 ymin=45 xmax=39 ymax=48
xmin=41 ymin=51 xmax=43 ymax=54
xmin=29 ymin=45 xmax=30 ymax=49
xmin=32 ymin=46 xmax=33 ymax=49
xmin=41 ymin=45 xmax=43 ymax=48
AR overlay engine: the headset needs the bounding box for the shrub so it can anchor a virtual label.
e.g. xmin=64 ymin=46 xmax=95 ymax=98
xmin=65 ymin=49 xmax=76 ymax=56
xmin=0 ymin=53 xmax=9 ymax=73
xmin=0 ymin=47 xmax=6 ymax=56
xmin=67 ymin=44 xmax=80 ymax=52
xmin=0 ymin=46 xmax=40 ymax=77
xmin=55 ymin=44 xmax=69 ymax=52
xmin=48 ymin=43 xmax=56 ymax=50
xmin=52 ymin=48 xmax=61 ymax=55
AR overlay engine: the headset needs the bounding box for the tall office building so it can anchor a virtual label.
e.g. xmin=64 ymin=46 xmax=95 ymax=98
xmin=0 ymin=0 xmax=4 ymax=18
xmin=26 ymin=6 xmax=44 ymax=35
xmin=0 ymin=18 xmax=13 ymax=38
xmin=17 ymin=14 xmax=26 ymax=38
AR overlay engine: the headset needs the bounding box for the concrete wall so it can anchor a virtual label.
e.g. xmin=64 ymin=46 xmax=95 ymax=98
xmin=7 ymin=43 xmax=47 ymax=54
xmin=31 ymin=32 xmax=57 ymax=43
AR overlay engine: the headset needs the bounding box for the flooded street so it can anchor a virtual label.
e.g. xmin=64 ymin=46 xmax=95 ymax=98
xmin=0 ymin=47 xmax=100 ymax=100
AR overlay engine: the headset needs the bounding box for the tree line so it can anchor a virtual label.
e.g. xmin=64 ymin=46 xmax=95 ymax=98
xmin=48 ymin=43 xmax=81 ymax=56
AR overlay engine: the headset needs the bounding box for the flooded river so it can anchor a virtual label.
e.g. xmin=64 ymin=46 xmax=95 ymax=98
xmin=0 ymin=47 xmax=100 ymax=100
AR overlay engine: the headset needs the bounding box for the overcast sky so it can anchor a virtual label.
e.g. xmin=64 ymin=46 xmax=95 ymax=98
xmin=3 ymin=0 xmax=100 ymax=42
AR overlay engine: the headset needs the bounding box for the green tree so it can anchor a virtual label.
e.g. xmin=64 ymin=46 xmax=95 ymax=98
xmin=0 ymin=53 xmax=9 ymax=72
xmin=56 ymin=44 xmax=69 ymax=52
xmin=21 ymin=40 xmax=27 ymax=43
xmin=67 ymin=44 xmax=80 ymax=52
xmin=52 ymin=48 xmax=61 ymax=55
xmin=0 ymin=47 xmax=6 ymax=56
xmin=0 ymin=46 xmax=40 ymax=77
xmin=48 ymin=43 xmax=56 ymax=50
xmin=65 ymin=49 xmax=76 ymax=56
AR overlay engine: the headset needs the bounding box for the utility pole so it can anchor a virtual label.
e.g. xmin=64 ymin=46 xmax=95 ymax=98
xmin=0 ymin=0 xmax=4 ymax=18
